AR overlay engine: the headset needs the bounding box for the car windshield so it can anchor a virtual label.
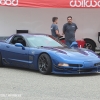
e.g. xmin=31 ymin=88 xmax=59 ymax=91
xmin=26 ymin=35 xmax=65 ymax=47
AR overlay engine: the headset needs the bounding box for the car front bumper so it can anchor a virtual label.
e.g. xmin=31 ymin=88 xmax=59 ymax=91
xmin=52 ymin=65 xmax=100 ymax=74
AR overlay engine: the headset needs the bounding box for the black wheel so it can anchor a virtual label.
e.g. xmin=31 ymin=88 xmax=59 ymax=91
xmin=38 ymin=53 xmax=52 ymax=75
xmin=84 ymin=40 xmax=95 ymax=51
xmin=0 ymin=53 xmax=3 ymax=67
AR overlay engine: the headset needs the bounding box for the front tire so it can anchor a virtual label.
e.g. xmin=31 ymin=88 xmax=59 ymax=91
xmin=38 ymin=53 xmax=52 ymax=75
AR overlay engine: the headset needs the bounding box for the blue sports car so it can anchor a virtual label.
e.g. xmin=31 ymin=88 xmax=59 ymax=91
xmin=0 ymin=33 xmax=100 ymax=75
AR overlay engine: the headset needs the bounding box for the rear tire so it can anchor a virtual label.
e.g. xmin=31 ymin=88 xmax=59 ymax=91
xmin=0 ymin=53 xmax=3 ymax=67
xmin=84 ymin=40 xmax=95 ymax=51
xmin=38 ymin=53 xmax=52 ymax=75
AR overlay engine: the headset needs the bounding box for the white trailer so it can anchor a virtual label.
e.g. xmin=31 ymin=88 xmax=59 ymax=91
xmin=0 ymin=7 xmax=100 ymax=51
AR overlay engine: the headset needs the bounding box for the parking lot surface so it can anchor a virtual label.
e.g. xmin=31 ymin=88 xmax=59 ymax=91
xmin=0 ymin=66 xmax=100 ymax=100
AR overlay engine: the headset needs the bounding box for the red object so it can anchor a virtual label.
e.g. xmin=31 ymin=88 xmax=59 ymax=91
xmin=60 ymin=38 xmax=85 ymax=48
xmin=0 ymin=0 xmax=100 ymax=8
xmin=77 ymin=40 xmax=85 ymax=48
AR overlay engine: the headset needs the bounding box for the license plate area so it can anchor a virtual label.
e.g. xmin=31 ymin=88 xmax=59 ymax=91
xmin=84 ymin=61 xmax=93 ymax=68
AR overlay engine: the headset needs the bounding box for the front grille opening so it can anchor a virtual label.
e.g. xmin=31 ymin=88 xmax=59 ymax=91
xmin=94 ymin=62 xmax=100 ymax=67
xmin=69 ymin=64 xmax=83 ymax=67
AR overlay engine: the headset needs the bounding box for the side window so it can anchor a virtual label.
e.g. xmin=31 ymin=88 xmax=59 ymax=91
xmin=10 ymin=36 xmax=18 ymax=44
xmin=10 ymin=36 xmax=26 ymax=46
xmin=5 ymin=36 xmax=13 ymax=43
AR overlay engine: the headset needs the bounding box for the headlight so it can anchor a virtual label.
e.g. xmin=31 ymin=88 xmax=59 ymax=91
xmin=58 ymin=63 xmax=69 ymax=67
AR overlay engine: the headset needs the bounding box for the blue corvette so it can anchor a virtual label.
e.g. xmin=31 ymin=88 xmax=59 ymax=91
xmin=0 ymin=33 xmax=100 ymax=75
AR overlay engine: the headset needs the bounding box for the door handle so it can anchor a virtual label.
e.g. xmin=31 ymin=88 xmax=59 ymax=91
xmin=6 ymin=45 xmax=10 ymax=48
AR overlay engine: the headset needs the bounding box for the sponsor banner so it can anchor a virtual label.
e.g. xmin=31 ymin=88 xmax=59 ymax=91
xmin=0 ymin=0 xmax=100 ymax=8
xmin=0 ymin=0 xmax=18 ymax=6
xmin=70 ymin=0 xmax=100 ymax=8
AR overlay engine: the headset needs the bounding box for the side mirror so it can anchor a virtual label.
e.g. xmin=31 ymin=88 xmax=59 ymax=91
xmin=15 ymin=43 xmax=25 ymax=50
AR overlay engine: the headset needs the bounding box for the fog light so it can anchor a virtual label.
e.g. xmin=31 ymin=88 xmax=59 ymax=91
xmin=58 ymin=63 xmax=69 ymax=67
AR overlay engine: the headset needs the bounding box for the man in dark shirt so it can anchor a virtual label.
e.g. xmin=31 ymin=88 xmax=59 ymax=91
xmin=62 ymin=16 xmax=78 ymax=47
xmin=51 ymin=17 xmax=61 ymax=38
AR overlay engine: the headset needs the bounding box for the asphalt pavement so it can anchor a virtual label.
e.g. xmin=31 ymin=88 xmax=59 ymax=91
xmin=0 ymin=66 xmax=100 ymax=100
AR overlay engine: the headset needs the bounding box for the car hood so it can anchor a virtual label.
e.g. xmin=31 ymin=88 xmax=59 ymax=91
xmin=41 ymin=47 xmax=100 ymax=60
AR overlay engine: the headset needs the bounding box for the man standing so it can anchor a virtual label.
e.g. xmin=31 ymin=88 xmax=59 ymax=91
xmin=62 ymin=16 xmax=78 ymax=47
xmin=51 ymin=17 xmax=61 ymax=38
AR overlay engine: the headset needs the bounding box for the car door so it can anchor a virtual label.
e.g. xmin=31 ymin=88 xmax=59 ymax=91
xmin=2 ymin=35 xmax=29 ymax=68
